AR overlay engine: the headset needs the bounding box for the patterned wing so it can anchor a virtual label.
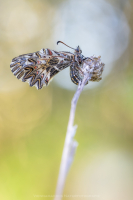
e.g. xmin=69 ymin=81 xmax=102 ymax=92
xmin=10 ymin=48 xmax=74 ymax=89
xmin=70 ymin=63 xmax=88 ymax=85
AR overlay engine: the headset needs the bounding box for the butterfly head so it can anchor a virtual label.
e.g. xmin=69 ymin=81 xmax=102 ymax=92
xmin=75 ymin=46 xmax=82 ymax=54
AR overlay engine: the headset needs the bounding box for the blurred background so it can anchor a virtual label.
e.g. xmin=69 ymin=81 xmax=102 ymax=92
xmin=0 ymin=0 xmax=133 ymax=199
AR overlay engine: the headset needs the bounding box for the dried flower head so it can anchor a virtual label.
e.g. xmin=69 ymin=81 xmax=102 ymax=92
xmin=82 ymin=56 xmax=105 ymax=82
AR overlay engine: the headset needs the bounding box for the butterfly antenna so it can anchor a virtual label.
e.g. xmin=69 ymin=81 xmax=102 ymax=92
xmin=57 ymin=41 xmax=76 ymax=51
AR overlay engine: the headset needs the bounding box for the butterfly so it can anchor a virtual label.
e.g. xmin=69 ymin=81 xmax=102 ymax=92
xmin=10 ymin=41 xmax=104 ymax=89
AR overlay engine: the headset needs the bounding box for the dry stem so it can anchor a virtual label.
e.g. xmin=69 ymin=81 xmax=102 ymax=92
xmin=54 ymin=73 xmax=91 ymax=200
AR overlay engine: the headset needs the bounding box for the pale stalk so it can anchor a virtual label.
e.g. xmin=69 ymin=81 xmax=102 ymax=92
xmin=54 ymin=73 xmax=92 ymax=200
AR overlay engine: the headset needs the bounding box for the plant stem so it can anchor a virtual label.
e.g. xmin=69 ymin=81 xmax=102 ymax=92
xmin=54 ymin=73 xmax=91 ymax=200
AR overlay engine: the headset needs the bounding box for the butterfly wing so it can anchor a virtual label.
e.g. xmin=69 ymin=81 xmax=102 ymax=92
xmin=70 ymin=63 xmax=88 ymax=85
xmin=10 ymin=48 xmax=74 ymax=89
